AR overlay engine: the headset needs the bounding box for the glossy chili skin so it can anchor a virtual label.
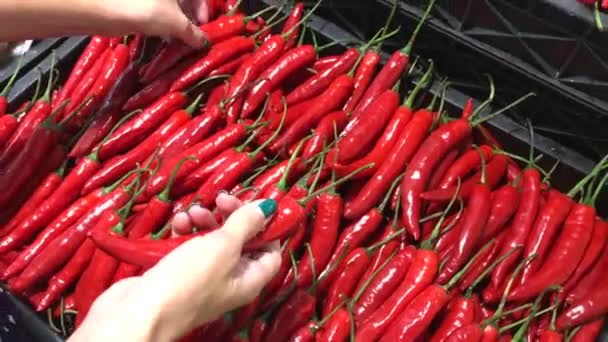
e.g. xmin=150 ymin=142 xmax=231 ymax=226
xmin=355 ymin=248 xmax=439 ymax=341
xmin=324 ymin=247 xmax=371 ymax=316
xmin=98 ymin=92 xmax=187 ymax=160
xmin=344 ymin=109 xmax=433 ymax=220
xmin=141 ymin=14 xmax=248 ymax=82
xmin=458 ymin=234 xmax=503 ymax=291
xmin=302 ymin=111 xmax=348 ymax=161
xmin=353 ymin=223 xmax=400 ymax=295
xmin=287 ymin=322 xmax=316 ymax=342
xmin=431 ymin=295 xmax=480 ymax=342
xmin=436 ymin=145 xmax=494 ymax=189
xmin=89 ymin=228 xmax=207 ymax=267
xmin=518 ymin=189 xmax=574 ymax=284
xmin=0 ymin=154 xmax=102 ymax=253
xmin=437 ymin=183 xmax=491 ymax=284
xmin=380 ymin=284 xmax=451 ymax=341
xmin=427 ymin=149 xmax=460 ymax=191
xmin=241 ymin=45 xmax=317 ymax=118
xmin=343 ymin=50 xmax=381 ymax=113
xmin=287 ymin=48 xmax=359 ymax=106
xmin=354 ymin=245 xmax=416 ymax=322
xmin=556 ymin=282 xmax=608 ymax=330
xmin=264 ymin=222 xmax=306 ymax=298
xmin=490 ymin=168 xmax=541 ymax=289
xmin=177 ymin=148 xmax=240 ymax=195
xmin=1 ymin=189 xmax=104 ymax=280
xmin=0 ymin=114 xmax=20 ymax=147
xmin=444 ymin=324 xmax=483 ymax=342
xmin=11 ymin=186 xmax=133 ymax=293
xmin=171 ymin=36 xmax=255 ymax=91
xmin=480 ymin=185 xmax=520 ymax=242
xmin=269 ymin=75 xmax=354 ymax=155
xmin=263 ymin=289 xmax=316 ymax=342
xmin=538 ymin=330 xmax=563 ymax=342
xmin=83 ymin=108 xmax=190 ymax=194
xmin=570 ymin=318 xmax=604 ymax=342
xmin=313 ymin=55 xmax=340 ymax=72
xmin=508 ymin=203 xmax=595 ymax=302
xmin=316 ymin=309 xmax=351 ymax=342
xmin=36 ymin=239 xmax=96 ymax=311
xmin=281 ymin=3 xmax=304 ymax=49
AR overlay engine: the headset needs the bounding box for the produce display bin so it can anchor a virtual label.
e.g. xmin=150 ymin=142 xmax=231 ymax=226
xmin=0 ymin=1 xmax=606 ymax=340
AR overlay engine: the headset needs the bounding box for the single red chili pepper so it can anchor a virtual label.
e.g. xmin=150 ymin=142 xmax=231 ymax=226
xmin=315 ymin=309 xmax=351 ymax=342
xmin=68 ymin=44 xmax=131 ymax=126
xmin=313 ymin=55 xmax=340 ymax=72
xmin=0 ymin=59 xmax=22 ymax=115
xmin=557 ymin=282 xmax=608 ymax=330
xmin=419 ymin=154 xmax=508 ymax=202
xmin=281 ymin=3 xmax=304 ymax=50
xmin=123 ymin=56 xmax=198 ymax=112
xmin=301 ymin=111 xmax=348 ymax=161
xmin=517 ymin=189 xmax=574 ymax=285
xmin=354 ymin=245 xmax=416 ymax=322
xmin=458 ymin=232 xmax=507 ymax=291
xmin=128 ymin=34 xmax=143 ymax=60
xmin=240 ymin=45 xmax=316 ymax=118
xmin=52 ymin=294 xmax=76 ymax=317
xmin=176 ymin=148 xmax=240 ymax=196
xmin=170 ymin=36 xmax=255 ymax=91
xmin=140 ymin=12 xmax=262 ymax=82
xmin=82 ymin=97 xmax=199 ymax=193
xmin=428 ymin=149 xmax=460 ymax=192
xmin=0 ymin=109 xmax=134 ymax=252
xmin=210 ymin=52 xmax=252 ymax=78
xmin=570 ymin=318 xmax=604 ymax=342
xmin=256 ymin=96 xmax=316 ymax=146
xmin=1 ymin=186 xmax=106 ymax=280
xmin=508 ymin=203 xmax=595 ymax=302
xmin=479 ymin=184 xmax=521 ymax=242
xmin=342 ymin=50 xmax=381 ymax=113
xmin=262 ymin=289 xmax=317 ymax=342
xmin=287 ymin=322 xmax=317 ymax=342
xmin=36 ymin=238 xmax=96 ymax=311
xmin=350 ymin=1 xmax=433 ymax=122
xmin=0 ymin=114 xmax=20 ymax=148
xmin=562 ymin=219 xmax=607 ymax=296
xmin=536 ymin=300 xmax=563 ymax=342
xmin=379 ymin=240 xmax=494 ymax=342
xmin=269 ymin=75 xmax=354 ymax=155
xmin=488 ymin=167 xmax=541 ymax=289
xmin=98 ymin=91 xmax=187 ymax=160
xmin=54 ymin=36 xmax=109 ymax=108
xmin=430 ymin=295 xmax=481 ymax=342
xmin=435 ymin=145 xmax=494 ymax=190
xmin=11 ymin=174 xmax=141 ymax=293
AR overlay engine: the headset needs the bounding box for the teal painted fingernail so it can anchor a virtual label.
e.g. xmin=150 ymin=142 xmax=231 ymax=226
xmin=258 ymin=199 xmax=277 ymax=218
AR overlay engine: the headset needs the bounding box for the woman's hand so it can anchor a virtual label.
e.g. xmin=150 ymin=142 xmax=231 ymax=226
xmin=69 ymin=193 xmax=282 ymax=342
xmin=0 ymin=0 xmax=211 ymax=47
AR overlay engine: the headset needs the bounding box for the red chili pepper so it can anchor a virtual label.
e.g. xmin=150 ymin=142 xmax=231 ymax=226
xmin=140 ymin=14 xmax=251 ymax=82
xmin=176 ymin=148 xmax=240 ymax=196
xmin=269 ymin=75 xmax=353 ymax=155
xmin=170 ymin=36 xmax=255 ymax=91
xmin=240 ymin=45 xmax=316 ymax=118
xmin=508 ymin=203 xmax=595 ymax=302
xmin=263 ymin=289 xmax=316 ymax=342
xmin=301 ymin=111 xmax=348 ymax=161
xmin=350 ymin=2 xmax=433 ymax=122
xmin=98 ymin=91 xmax=187 ymax=160
xmin=2 ymin=188 xmax=105 ymax=280
xmin=517 ymin=189 xmax=574 ymax=285
xmin=0 ymin=114 xmax=20 ymax=148
xmin=264 ymin=222 xmax=306 ymax=298
xmin=419 ymin=154 xmax=508 ymax=202
xmin=427 ymin=149 xmax=460 ymax=191
xmin=313 ymin=55 xmax=340 ymax=72
xmin=431 ymin=295 xmax=481 ymax=342
xmin=562 ymin=219 xmax=607 ymax=296
xmin=54 ymin=36 xmax=109 ymax=109
xmin=281 ymin=3 xmax=304 ymax=50
xmin=315 ymin=309 xmax=351 ymax=342
xmin=287 ymin=322 xmax=317 ymax=342
xmin=354 ymin=245 xmax=416 ymax=322
xmin=480 ymin=185 xmax=521 ymax=242
xmin=343 ymin=50 xmax=381 ymax=113
xmin=11 ymin=178 xmax=139 ymax=293
xmin=570 ymin=318 xmax=604 ymax=342
xmin=0 ymin=59 xmax=22 ymax=115
xmin=82 ymin=98 xmax=198 ymax=193
xmin=123 ymin=56 xmax=198 ymax=112
xmin=286 ymin=48 xmax=359 ymax=106
xmin=458 ymin=233 xmax=505 ymax=291
xmin=210 ymin=52 xmax=252 ymax=77
xmin=556 ymin=282 xmax=608 ymax=330
xmin=62 ymin=48 xmax=111 ymax=117
xmin=435 ymin=145 xmax=494 ymax=190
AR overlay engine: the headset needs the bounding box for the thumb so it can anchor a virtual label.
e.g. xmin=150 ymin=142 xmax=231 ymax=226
xmin=166 ymin=4 xmax=207 ymax=48
xmin=220 ymin=199 xmax=278 ymax=255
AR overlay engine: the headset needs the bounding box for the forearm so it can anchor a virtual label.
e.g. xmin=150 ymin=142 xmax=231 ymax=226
xmin=0 ymin=0 xmax=117 ymax=41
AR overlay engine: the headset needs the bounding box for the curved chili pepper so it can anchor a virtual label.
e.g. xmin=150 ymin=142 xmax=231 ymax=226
xmin=240 ymin=45 xmax=316 ymax=118
xmin=301 ymin=111 xmax=348 ymax=161
xmin=287 ymin=322 xmax=316 ymax=342
xmin=436 ymin=145 xmax=494 ymax=189
xmin=1 ymin=188 xmax=105 ymax=280
xmin=170 ymin=36 xmax=255 ymax=91
xmin=419 ymin=154 xmax=508 ymax=202
xmin=98 ymin=91 xmax=187 ymax=160
xmin=315 ymin=309 xmax=351 ymax=342
xmin=343 ymin=109 xmax=434 ymax=220
xmin=556 ymin=282 xmax=608 ymax=330
xmin=518 ymin=189 xmax=574 ymax=285
xmin=141 ymin=14 xmax=250 ymax=83
xmin=508 ymin=203 xmax=595 ymax=302
xmin=427 ymin=149 xmax=460 ymax=191
xmin=313 ymin=55 xmax=340 ymax=72
xmin=54 ymin=36 xmax=109 ymax=109
xmin=444 ymin=324 xmax=483 ymax=342
xmin=480 ymin=184 xmax=520 ymax=242
xmin=82 ymin=99 xmax=197 ymax=194
xmin=176 ymin=148 xmax=240 ymax=196
xmin=262 ymin=289 xmax=316 ymax=342
xmin=123 ymin=56 xmax=198 ymax=112
xmin=269 ymin=75 xmax=354 ymax=155
xmin=430 ymin=295 xmax=481 ymax=342
xmin=562 ymin=219 xmax=607 ymax=296
xmin=0 ymin=114 xmax=20 ymax=148
xmin=11 ymin=179 xmax=138 ymax=293
xmin=570 ymin=318 xmax=604 ymax=342
xmin=487 ymin=168 xmax=541 ymax=289
xmin=281 ymin=3 xmax=304 ymax=50
xmin=342 ymin=50 xmax=380 ymax=113
xmin=354 ymin=245 xmax=416 ymax=322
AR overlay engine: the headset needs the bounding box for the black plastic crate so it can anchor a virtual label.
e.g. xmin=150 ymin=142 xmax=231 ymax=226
xmin=2 ymin=4 xmax=606 ymax=341
xmin=316 ymin=0 xmax=608 ymax=168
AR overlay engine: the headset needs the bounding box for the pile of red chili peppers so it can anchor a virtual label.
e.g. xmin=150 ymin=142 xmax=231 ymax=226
xmin=0 ymin=1 xmax=606 ymax=341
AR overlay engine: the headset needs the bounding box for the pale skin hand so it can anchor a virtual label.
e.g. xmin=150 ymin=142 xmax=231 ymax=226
xmin=0 ymin=0 xmax=211 ymax=48
xmin=69 ymin=194 xmax=281 ymax=342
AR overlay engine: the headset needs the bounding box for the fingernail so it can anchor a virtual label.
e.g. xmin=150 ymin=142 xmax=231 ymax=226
xmin=217 ymin=190 xmax=229 ymax=196
xmin=258 ymin=199 xmax=277 ymax=219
